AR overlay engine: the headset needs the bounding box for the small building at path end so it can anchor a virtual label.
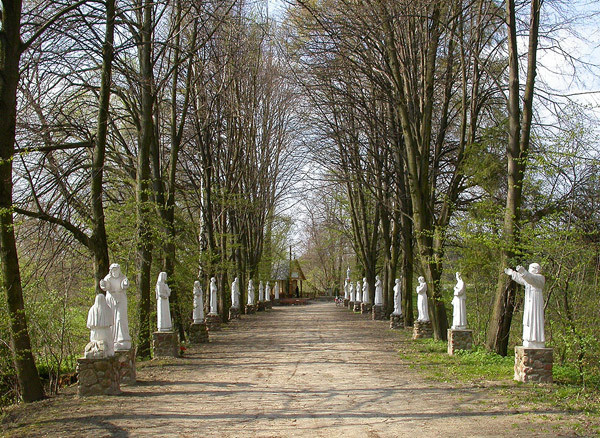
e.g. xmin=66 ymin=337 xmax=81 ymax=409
xmin=272 ymin=260 xmax=306 ymax=299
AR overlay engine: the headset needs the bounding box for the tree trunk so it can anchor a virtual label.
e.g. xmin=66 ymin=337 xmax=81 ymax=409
xmin=135 ymin=0 xmax=155 ymax=359
xmin=486 ymin=0 xmax=541 ymax=356
xmin=90 ymin=0 xmax=115 ymax=293
xmin=0 ymin=0 xmax=45 ymax=402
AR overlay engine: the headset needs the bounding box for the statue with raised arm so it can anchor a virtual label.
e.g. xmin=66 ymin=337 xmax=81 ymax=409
xmin=85 ymin=294 xmax=114 ymax=358
xmin=193 ymin=281 xmax=204 ymax=323
xmin=99 ymin=263 xmax=131 ymax=351
xmin=265 ymin=281 xmax=271 ymax=302
xmin=247 ymin=279 xmax=255 ymax=305
xmin=362 ymin=277 xmax=369 ymax=303
xmin=374 ymin=275 xmax=383 ymax=306
xmin=451 ymin=272 xmax=467 ymax=329
xmin=392 ymin=278 xmax=402 ymax=315
xmin=209 ymin=277 xmax=218 ymax=314
xmin=416 ymin=276 xmax=429 ymax=322
xmin=274 ymin=281 xmax=280 ymax=300
xmin=258 ymin=281 xmax=264 ymax=301
xmin=156 ymin=272 xmax=172 ymax=332
xmin=505 ymin=263 xmax=546 ymax=348
xmin=231 ymin=277 xmax=240 ymax=309
xmin=347 ymin=266 xmax=351 ymax=280
xmin=355 ymin=280 xmax=362 ymax=303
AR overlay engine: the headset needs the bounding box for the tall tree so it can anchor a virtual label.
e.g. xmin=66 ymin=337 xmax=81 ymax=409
xmin=134 ymin=0 xmax=156 ymax=359
xmin=486 ymin=0 xmax=542 ymax=355
xmin=0 ymin=0 xmax=85 ymax=403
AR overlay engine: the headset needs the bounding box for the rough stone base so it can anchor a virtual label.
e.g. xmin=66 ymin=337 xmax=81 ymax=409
xmin=265 ymin=301 xmax=273 ymax=310
xmin=273 ymin=299 xmax=280 ymax=306
xmin=153 ymin=331 xmax=180 ymax=358
xmin=205 ymin=314 xmax=221 ymax=331
xmin=114 ymin=349 xmax=136 ymax=384
xmin=257 ymin=302 xmax=266 ymax=311
xmin=229 ymin=307 xmax=241 ymax=320
xmin=189 ymin=322 xmax=209 ymax=344
xmin=353 ymin=302 xmax=361 ymax=312
xmin=245 ymin=304 xmax=257 ymax=314
xmin=361 ymin=303 xmax=372 ymax=314
xmin=447 ymin=329 xmax=473 ymax=355
xmin=413 ymin=320 xmax=433 ymax=339
xmin=372 ymin=305 xmax=385 ymax=320
xmin=390 ymin=314 xmax=404 ymax=329
xmin=343 ymin=299 xmax=349 ymax=307
xmin=514 ymin=346 xmax=553 ymax=383
xmin=77 ymin=356 xmax=121 ymax=397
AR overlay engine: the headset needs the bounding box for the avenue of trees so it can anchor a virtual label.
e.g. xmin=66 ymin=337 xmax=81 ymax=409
xmin=0 ymin=0 xmax=299 ymax=403
xmin=1 ymin=0 xmax=599 ymax=405
xmin=291 ymin=0 xmax=600 ymax=385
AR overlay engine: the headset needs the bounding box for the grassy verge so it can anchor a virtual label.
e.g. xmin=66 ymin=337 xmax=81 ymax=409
xmin=394 ymin=328 xmax=600 ymax=420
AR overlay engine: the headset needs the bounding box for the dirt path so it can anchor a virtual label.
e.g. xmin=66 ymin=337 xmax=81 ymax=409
xmin=1 ymin=303 xmax=580 ymax=437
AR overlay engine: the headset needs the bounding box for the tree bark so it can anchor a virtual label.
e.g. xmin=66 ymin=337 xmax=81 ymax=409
xmin=135 ymin=0 xmax=155 ymax=359
xmin=90 ymin=0 xmax=116 ymax=293
xmin=486 ymin=0 xmax=541 ymax=356
xmin=0 ymin=0 xmax=45 ymax=402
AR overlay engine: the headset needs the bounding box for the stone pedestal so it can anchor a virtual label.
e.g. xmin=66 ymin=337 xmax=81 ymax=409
xmin=189 ymin=322 xmax=209 ymax=344
xmin=77 ymin=356 xmax=121 ymax=397
xmin=372 ymin=305 xmax=385 ymax=320
xmin=229 ymin=307 xmax=241 ymax=320
xmin=265 ymin=301 xmax=273 ymax=310
xmin=114 ymin=349 xmax=136 ymax=384
xmin=245 ymin=304 xmax=257 ymax=314
xmin=447 ymin=329 xmax=473 ymax=355
xmin=152 ymin=331 xmax=180 ymax=358
xmin=257 ymin=301 xmax=266 ymax=311
xmin=205 ymin=313 xmax=221 ymax=331
xmin=413 ymin=320 xmax=433 ymax=339
xmin=273 ymin=299 xmax=280 ymax=306
xmin=514 ymin=346 xmax=553 ymax=383
xmin=343 ymin=299 xmax=349 ymax=307
xmin=390 ymin=314 xmax=404 ymax=329
xmin=353 ymin=302 xmax=361 ymax=312
xmin=361 ymin=302 xmax=372 ymax=314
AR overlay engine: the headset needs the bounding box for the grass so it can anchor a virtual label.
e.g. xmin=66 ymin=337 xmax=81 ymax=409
xmin=394 ymin=328 xmax=600 ymax=420
xmin=398 ymin=336 xmax=514 ymax=383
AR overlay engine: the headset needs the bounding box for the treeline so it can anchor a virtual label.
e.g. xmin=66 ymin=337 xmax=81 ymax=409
xmin=290 ymin=0 xmax=600 ymax=384
xmin=0 ymin=0 xmax=298 ymax=404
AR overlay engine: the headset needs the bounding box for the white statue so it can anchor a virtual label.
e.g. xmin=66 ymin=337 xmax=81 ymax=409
xmin=374 ymin=275 xmax=383 ymax=305
xmin=349 ymin=282 xmax=355 ymax=302
xmin=156 ymin=272 xmax=172 ymax=332
xmin=451 ymin=272 xmax=467 ymax=329
xmin=274 ymin=282 xmax=280 ymax=300
xmin=505 ymin=263 xmax=546 ymax=348
xmin=392 ymin=278 xmax=402 ymax=315
xmin=355 ymin=281 xmax=361 ymax=302
xmin=416 ymin=276 xmax=429 ymax=322
xmin=343 ymin=279 xmax=349 ymax=300
xmin=258 ymin=281 xmax=264 ymax=301
xmin=247 ymin=279 xmax=255 ymax=305
xmin=85 ymin=294 xmax=114 ymax=358
xmin=99 ymin=263 xmax=131 ymax=351
xmin=231 ymin=277 xmax=240 ymax=309
xmin=362 ymin=277 xmax=369 ymax=303
xmin=209 ymin=277 xmax=218 ymax=314
xmin=193 ymin=281 xmax=204 ymax=323
xmin=265 ymin=281 xmax=271 ymax=302
xmin=347 ymin=266 xmax=351 ymax=280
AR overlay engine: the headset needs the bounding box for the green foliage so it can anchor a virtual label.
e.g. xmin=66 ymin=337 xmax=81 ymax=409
xmin=399 ymin=338 xmax=514 ymax=382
